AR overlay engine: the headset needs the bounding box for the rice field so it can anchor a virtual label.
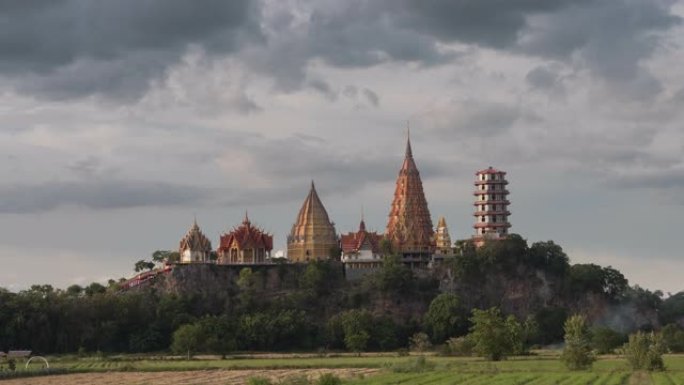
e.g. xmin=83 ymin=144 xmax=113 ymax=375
xmin=9 ymin=353 xmax=684 ymax=384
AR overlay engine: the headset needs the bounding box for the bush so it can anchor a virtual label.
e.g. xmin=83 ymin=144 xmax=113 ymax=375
xmin=624 ymin=331 xmax=665 ymax=371
xmin=560 ymin=315 xmax=595 ymax=370
xmin=316 ymin=373 xmax=342 ymax=385
xmin=446 ymin=336 xmax=475 ymax=356
xmin=468 ymin=307 xmax=520 ymax=361
xmin=390 ymin=356 xmax=436 ymax=373
xmin=280 ymin=375 xmax=309 ymax=385
xmin=409 ymin=332 xmax=432 ymax=352
xmin=591 ymin=326 xmax=626 ymax=354
xmin=247 ymin=377 xmax=273 ymax=385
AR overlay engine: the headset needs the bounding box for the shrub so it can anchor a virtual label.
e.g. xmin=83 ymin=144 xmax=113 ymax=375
xmin=280 ymin=375 xmax=309 ymax=385
xmin=591 ymin=326 xmax=627 ymax=354
xmin=468 ymin=307 xmax=521 ymax=361
xmin=247 ymin=377 xmax=273 ymax=385
xmin=560 ymin=314 xmax=595 ymax=370
xmin=446 ymin=336 xmax=475 ymax=356
xmin=391 ymin=356 xmax=436 ymax=373
xmin=316 ymin=373 xmax=342 ymax=385
xmin=409 ymin=332 xmax=432 ymax=352
xmin=624 ymin=331 xmax=665 ymax=371
xmin=661 ymin=324 xmax=684 ymax=353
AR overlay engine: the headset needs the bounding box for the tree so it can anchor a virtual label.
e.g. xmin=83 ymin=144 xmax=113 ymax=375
xmin=560 ymin=314 xmax=595 ymax=370
xmin=528 ymin=241 xmax=569 ymax=276
xmin=340 ymin=310 xmax=373 ymax=353
xmin=409 ymin=332 xmax=432 ymax=353
xmin=591 ymin=326 xmax=626 ymax=354
xmin=661 ymin=324 xmax=684 ymax=353
xmin=134 ymin=259 xmax=155 ymax=272
xmin=424 ymin=293 xmax=464 ymax=343
xmin=171 ymin=323 xmax=203 ymax=360
xmin=468 ymin=307 xmax=519 ymax=361
xmin=625 ymin=331 xmax=665 ymax=371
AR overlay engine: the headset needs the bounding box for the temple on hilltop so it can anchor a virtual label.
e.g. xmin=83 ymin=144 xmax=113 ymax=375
xmin=287 ymin=181 xmax=339 ymax=262
xmin=340 ymin=216 xmax=384 ymax=278
xmin=179 ymin=220 xmax=213 ymax=263
xmin=386 ymin=133 xmax=435 ymax=267
xmin=217 ymin=213 xmax=273 ymax=264
xmin=433 ymin=216 xmax=454 ymax=259
xmin=473 ymin=166 xmax=511 ymax=247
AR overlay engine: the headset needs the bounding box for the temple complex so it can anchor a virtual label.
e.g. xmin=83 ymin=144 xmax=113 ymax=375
xmin=217 ymin=213 xmax=273 ymax=264
xmin=473 ymin=167 xmax=511 ymax=247
xmin=287 ymin=181 xmax=339 ymax=262
xmin=178 ymin=220 xmax=213 ymax=263
xmin=340 ymin=217 xmax=384 ymax=276
xmin=386 ymin=134 xmax=435 ymax=266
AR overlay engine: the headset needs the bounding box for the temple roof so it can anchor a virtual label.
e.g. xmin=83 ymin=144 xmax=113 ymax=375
xmin=437 ymin=216 xmax=447 ymax=229
xmin=341 ymin=219 xmax=382 ymax=253
xmin=219 ymin=213 xmax=273 ymax=251
xmin=289 ymin=181 xmax=337 ymax=241
xmin=476 ymin=166 xmax=506 ymax=175
xmin=179 ymin=219 xmax=212 ymax=253
xmin=386 ymin=134 xmax=434 ymax=252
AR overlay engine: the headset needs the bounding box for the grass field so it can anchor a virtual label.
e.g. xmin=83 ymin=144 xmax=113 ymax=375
xmin=9 ymin=353 xmax=684 ymax=384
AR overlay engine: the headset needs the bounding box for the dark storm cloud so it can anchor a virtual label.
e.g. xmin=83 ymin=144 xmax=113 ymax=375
xmin=0 ymin=0 xmax=261 ymax=99
xmin=0 ymin=180 xmax=213 ymax=213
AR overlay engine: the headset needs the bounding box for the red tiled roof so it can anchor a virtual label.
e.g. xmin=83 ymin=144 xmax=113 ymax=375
xmin=218 ymin=217 xmax=273 ymax=252
xmin=341 ymin=221 xmax=383 ymax=253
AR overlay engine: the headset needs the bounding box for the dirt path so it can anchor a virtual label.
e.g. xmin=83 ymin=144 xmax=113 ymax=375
xmin=2 ymin=368 xmax=377 ymax=385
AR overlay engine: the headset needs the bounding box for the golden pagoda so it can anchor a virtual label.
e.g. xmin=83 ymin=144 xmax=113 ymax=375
xmin=434 ymin=216 xmax=453 ymax=256
xmin=386 ymin=133 xmax=434 ymax=264
xmin=287 ymin=181 xmax=339 ymax=262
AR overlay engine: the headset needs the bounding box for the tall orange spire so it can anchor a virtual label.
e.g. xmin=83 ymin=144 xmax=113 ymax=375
xmin=386 ymin=132 xmax=434 ymax=261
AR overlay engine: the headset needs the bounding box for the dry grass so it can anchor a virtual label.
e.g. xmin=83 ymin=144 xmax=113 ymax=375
xmin=0 ymin=368 xmax=377 ymax=385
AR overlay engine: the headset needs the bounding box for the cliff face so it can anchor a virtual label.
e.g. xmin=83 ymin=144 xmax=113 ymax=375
xmin=153 ymin=263 xmax=308 ymax=295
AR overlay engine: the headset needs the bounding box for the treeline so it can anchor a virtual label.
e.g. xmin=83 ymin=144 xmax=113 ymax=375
xmin=1 ymin=234 xmax=683 ymax=355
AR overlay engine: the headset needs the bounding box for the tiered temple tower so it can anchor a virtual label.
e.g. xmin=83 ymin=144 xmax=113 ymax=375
xmin=434 ymin=216 xmax=453 ymax=257
xmin=217 ymin=213 xmax=273 ymax=264
xmin=386 ymin=134 xmax=434 ymax=266
xmin=473 ymin=166 xmax=511 ymax=246
xmin=178 ymin=220 xmax=213 ymax=263
xmin=287 ymin=181 xmax=339 ymax=262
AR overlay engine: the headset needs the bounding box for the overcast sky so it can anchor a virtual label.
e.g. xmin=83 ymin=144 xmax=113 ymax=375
xmin=1 ymin=0 xmax=683 ymax=294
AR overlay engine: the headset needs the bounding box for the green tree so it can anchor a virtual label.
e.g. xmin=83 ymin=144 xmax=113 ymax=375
xmin=625 ymin=331 xmax=665 ymax=371
xmin=591 ymin=326 xmax=626 ymax=354
xmin=409 ymin=332 xmax=432 ymax=352
xmin=134 ymin=259 xmax=155 ymax=272
xmin=560 ymin=314 xmax=595 ymax=370
xmin=424 ymin=293 xmax=464 ymax=343
xmin=468 ymin=307 xmax=518 ymax=361
xmin=340 ymin=309 xmax=373 ymax=353
xmin=171 ymin=323 xmax=203 ymax=360
xmin=661 ymin=324 xmax=684 ymax=353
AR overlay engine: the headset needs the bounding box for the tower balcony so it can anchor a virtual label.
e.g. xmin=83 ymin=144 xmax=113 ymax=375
xmin=474 ymin=180 xmax=508 ymax=186
xmin=473 ymin=210 xmax=511 ymax=216
xmin=473 ymin=200 xmax=510 ymax=205
xmin=473 ymin=222 xmax=511 ymax=228
xmin=473 ymin=190 xmax=509 ymax=196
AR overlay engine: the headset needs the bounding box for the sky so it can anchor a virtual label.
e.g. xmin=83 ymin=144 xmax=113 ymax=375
xmin=0 ymin=0 xmax=683 ymax=294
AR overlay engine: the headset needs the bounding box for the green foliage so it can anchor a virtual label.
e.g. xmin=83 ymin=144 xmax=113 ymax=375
xmin=424 ymin=293 xmax=465 ymax=343
xmin=624 ymin=331 xmax=665 ymax=371
xmin=445 ymin=336 xmax=474 ymax=356
xmin=340 ymin=309 xmax=373 ymax=353
xmin=365 ymin=254 xmax=415 ymax=294
xmin=534 ymin=307 xmax=567 ymax=345
xmin=390 ymin=356 xmax=435 ymax=373
xmin=316 ymin=373 xmax=342 ymax=385
xmin=661 ymin=323 xmax=684 ymax=353
xmin=409 ymin=332 xmax=432 ymax=352
xmin=528 ymin=241 xmax=569 ymax=276
xmin=247 ymin=376 xmax=273 ymax=385
xmin=560 ymin=314 xmax=595 ymax=370
xmin=660 ymin=292 xmax=684 ymax=325
xmin=468 ymin=307 xmax=521 ymax=361
xmin=134 ymin=259 xmax=155 ymax=272
xmin=591 ymin=326 xmax=626 ymax=354
xmin=568 ymin=264 xmax=628 ymax=301
xmin=171 ymin=323 xmax=202 ymax=358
